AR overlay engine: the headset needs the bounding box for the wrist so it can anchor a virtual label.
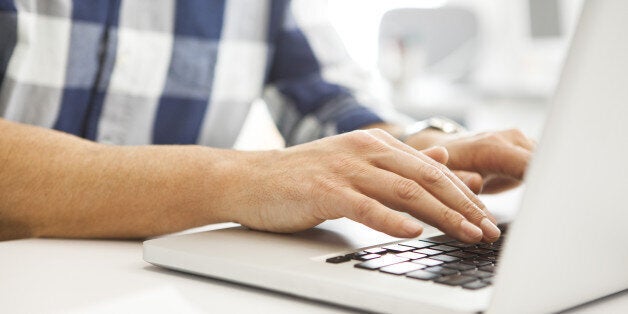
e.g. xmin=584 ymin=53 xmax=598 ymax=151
xmin=399 ymin=117 xmax=466 ymax=149
xmin=360 ymin=122 xmax=404 ymax=139
xmin=212 ymin=149 xmax=281 ymax=225
xmin=404 ymin=128 xmax=456 ymax=150
xmin=198 ymin=148 xmax=251 ymax=224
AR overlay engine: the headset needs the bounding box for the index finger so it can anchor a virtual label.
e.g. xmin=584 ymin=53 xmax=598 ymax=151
xmin=367 ymin=130 xmax=501 ymax=242
xmin=478 ymin=144 xmax=531 ymax=180
xmin=369 ymin=130 xmax=497 ymax=223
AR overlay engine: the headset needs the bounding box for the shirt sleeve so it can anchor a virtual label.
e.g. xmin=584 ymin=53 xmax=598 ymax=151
xmin=264 ymin=0 xmax=386 ymax=146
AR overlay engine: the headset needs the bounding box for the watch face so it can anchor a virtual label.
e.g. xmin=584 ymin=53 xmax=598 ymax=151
xmin=401 ymin=118 xmax=466 ymax=141
xmin=429 ymin=117 xmax=465 ymax=134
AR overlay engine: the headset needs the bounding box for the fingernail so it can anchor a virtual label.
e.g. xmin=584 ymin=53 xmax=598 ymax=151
xmin=475 ymin=204 xmax=497 ymax=224
xmin=402 ymin=220 xmax=423 ymax=237
xmin=481 ymin=218 xmax=501 ymax=241
xmin=460 ymin=220 xmax=483 ymax=241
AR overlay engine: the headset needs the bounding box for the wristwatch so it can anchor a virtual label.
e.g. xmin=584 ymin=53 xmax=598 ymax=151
xmin=398 ymin=117 xmax=467 ymax=143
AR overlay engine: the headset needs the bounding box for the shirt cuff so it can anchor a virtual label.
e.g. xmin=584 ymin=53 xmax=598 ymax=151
xmin=335 ymin=106 xmax=385 ymax=134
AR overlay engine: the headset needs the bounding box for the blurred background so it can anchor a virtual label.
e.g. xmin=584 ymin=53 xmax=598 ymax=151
xmin=328 ymin=0 xmax=583 ymax=137
xmin=235 ymin=0 xmax=584 ymax=151
xmin=234 ymin=0 xmax=585 ymax=219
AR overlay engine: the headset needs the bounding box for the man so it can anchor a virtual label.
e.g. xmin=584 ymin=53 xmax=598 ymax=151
xmin=0 ymin=0 xmax=534 ymax=242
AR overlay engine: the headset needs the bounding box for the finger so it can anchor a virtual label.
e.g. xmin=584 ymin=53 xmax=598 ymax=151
xmin=453 ymin=170 xmax=483 ymax=194
xmin=481 ymin=176 xmax=522 ymax=194
xmin=371 ymin=130 xmax=485 ymax=209
xmin=502 ymin=129 xmax=536 ymax=151
xmin=354 ymin=167 xmax=484 ymax=243
xmin=367 ymin=130 xmax=500 ymax=241
xmin=479 ymin=144 xmax=531 ymax=180
xmin=336 ymin=189 xmax=424 ymax=238
xmin=422 ymin=146 xmax=449 ymax=164
xmin=362 ymin=131 xmax=500 ymax=242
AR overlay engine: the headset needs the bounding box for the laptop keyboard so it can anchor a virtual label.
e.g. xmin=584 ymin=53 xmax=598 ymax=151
xmin=325 ymin=225 xmax=508 ymax=290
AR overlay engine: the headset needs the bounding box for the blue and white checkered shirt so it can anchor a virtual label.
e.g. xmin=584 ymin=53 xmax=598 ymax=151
xmin=0 ymin=0 xmax=386 ymax=147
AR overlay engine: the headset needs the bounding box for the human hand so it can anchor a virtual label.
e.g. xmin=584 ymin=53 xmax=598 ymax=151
xmin=406 ymin=128 xmax=535 ymax=194
xmin=225 ymin=129 xmax=501 ymax=243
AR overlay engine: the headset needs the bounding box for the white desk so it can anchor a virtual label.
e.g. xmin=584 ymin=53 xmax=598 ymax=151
xmin=0 ymin=235 xmax=356 ymax=314
xmin=2 ymin=227 xmax=627 ymax=314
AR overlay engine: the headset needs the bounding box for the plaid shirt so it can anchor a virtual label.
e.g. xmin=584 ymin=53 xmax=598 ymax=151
xmin=0 ymin=0 xmax=386 ymax=147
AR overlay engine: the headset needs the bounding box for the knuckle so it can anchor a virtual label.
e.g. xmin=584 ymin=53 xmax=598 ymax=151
xmin=309 ymin=177 xmax=341 ymax=218
xmin=368 ymin=128 xmax=388 ymax=137
xmin=435 ymin=163 xmax=453 ymax=176
xmin=457 ymin=200 xmax=487 ymax=221
xmin=487 ymin=134 xmax=503 ymax=143
xmin=353 ymin=198 xmax=376 ymax=222
xmin=347 ymin=130 xmax=374 ymax=145
xmin=439 ymin=209 xmax=464 ymax=228
xmin=330 ymin=153 xmax=361 ymax=174
xmin=483 ymin=132 xmax=506 ymax=144
xmin=394 ymin=178 xmax=423 ymax=201
xmin=508 ymin=128 xmax=525 ymax=138
xmin=421 ymin=165 xmax=445 ymax=184
xmin=311 ymin=176 xmax=341 ymax=200
xmin=347 ymin=130 xmax=387 ymax=152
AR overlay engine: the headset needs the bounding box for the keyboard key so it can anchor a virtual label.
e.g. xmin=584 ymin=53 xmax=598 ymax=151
xmin=482 ymin=251 xmax=498 ymax=257
xmin=447 ymin=251 xmax=478 ymax=259
xmin=430 ymin=245 xmax=459 ymax=252
xmin=431 ymin=254 xmax=460 ymax=263
xmin=435 ymin=274 xmax=476 ymax=286
xmin=326 ymin=255 xmax=352 ymax=264
xmin=462 ymin=280 xmax=490 ymax=290
xmin=412 ymin=258 xmax=444 ymax=267
xmin=355 ymin=255 xmax=409 ymax=270
xmin=491 ymin=242 xmax=504 ymax=249
xmin=478 ymin=256 xmax=498 ymax=263
xmin=460 ymin=259 xmax=492 ymax=267
xmin=464 ymin=248 xmax=493 ymax=255
xmin=477 ymin=243 xmax=500 ymax=250
xmin=423 ymin=234 xmax=455 ymax=244
xmin=447 ymin=241 xmax=476 ymax=248
xmin=442 ymin=262 xmax=476 ymax=271
xmin=396 ymin=252 xmax=427 ymax=260
xmin=365 ymin=247 xmax=387 ymax=255
xmin=482 ymin=277 xmax=494 ymax=284
xmin=424 ymin=266 xmax=459 ymax=276
xmin=497 ymin=223 xmax=509 ymax=233
xmin=356 ymin=253 xmax=383 ymax=261
xmin=414 ymin=248 xmax=443 ymax=256
xmin=462 ymin=269 xmax=493 ymax=279
xmin=479 ymin=265 xmax=496 ymax=273
xmin=399 ymin=240 xmax=435 ymax=249
xmin=353 ymin=251 xmax=369 ymax=257
xmin=383 ymin=244 xmax=415 ymax=253
xmin=380 ymin=262 xmax=425 ymax=275
xmin=406 ymin=270 xmax=440 ymax=281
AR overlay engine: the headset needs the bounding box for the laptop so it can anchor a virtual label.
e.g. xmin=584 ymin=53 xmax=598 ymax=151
xmin=143 ymin=1 xmax=628 ymax=313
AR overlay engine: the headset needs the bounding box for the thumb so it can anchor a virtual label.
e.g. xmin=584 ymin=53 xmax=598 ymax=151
xmin=421 ymin=146 xmax=449 ymax=165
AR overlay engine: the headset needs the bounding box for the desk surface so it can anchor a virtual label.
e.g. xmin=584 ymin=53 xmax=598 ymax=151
xmin=0 ymin=235 xmax=357 ymax=314
xmin=2 ymin=231 xmax=627 ymax=314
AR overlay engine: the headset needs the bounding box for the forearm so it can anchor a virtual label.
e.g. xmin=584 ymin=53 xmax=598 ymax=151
xmin=0 ymin=119 xmax=240 ymax=240
xmin=0 ymin=118 xmax=513 ymax=243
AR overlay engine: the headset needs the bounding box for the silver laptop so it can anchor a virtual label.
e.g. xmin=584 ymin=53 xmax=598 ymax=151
xmin=143 ymin=1 xmax=628 ymax=313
